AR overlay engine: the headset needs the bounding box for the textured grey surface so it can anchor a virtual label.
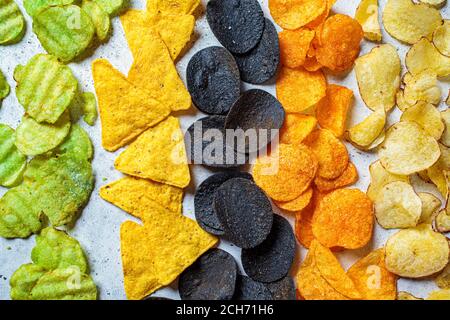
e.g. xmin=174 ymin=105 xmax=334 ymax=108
xmin=0 ymin=0 xmax=448 ymax=300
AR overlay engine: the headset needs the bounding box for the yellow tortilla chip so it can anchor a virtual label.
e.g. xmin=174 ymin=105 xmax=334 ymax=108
xmin=92 ymin=59 xmax=170 ymax=152
xmin=121 ymin=206 xmax=217 ymax=300
xmin=99 ymin=176 xmax=183 ymax=219
xmin=147 ymin=0 xmax=201 ymax=15
xmin=121 ymin=9 xmax=195 ymax=61
xmin=115 ymin=116 xmax=191 ymax=188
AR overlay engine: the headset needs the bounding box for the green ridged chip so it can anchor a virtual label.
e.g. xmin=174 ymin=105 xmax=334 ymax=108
xmin=0 ymin=0 xmax=25 ymax=45
xmin=33 ymin=5 xmax=95 ymax=62
xmin=23 ymin=0 xmax=76 ymax=17
xmin=57 ymin=124 xmax=94 ymax=162
xmin=82 ymin=0 xmax=110 ymax=41
xmin=0 ymin=70 xmax=9 ymax=100
xmin=0 ymin=124 xmax=27 ymax=187
xmin=93 ymin=0 xmax=127 ymax=16
xmin=10 ymin=264 xmax=46 ymax=300
xmin=15 ymin=54 xmax=78 ymax=123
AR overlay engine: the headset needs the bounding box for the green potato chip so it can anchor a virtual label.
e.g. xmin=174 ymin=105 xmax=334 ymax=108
xmin=30 ymin=267 xmax=97 ymax=300
xmin=23 ymin=0 xmax=76 ymax=17
xmin=15 ymin=111 xmax=71 ymax=156
xmin=31 ymin=227 xmax=88 ymax=273
xmin=76 ymin=92 xmax=98 ymax=126
xmin=0 ymin=70 xmax=10 ymax=100
xmin=15 ymin=54 xmax=78 ymax=123
xmin=0 ymin=183 xmax=43 ymax=239
xmin=93 ymin=0 xmax=127 ymax=16
xmin=0 ymin=124 xmax=27 ymax=187
xmin=82 ymin=0 xmax=110 ymax=41
xmin=10 ymin=264 xmax=46 ymax=300
xmin=0 ymin=0 xmax=25 ymax=45
xmin=57 ymin=124 xmax=93 ymax=162
xmin=33 ymin=5 xmax=95 ymax=62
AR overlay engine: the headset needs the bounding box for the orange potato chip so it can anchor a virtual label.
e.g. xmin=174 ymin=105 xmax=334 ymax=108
xmin=276 ymin=67 xmax=327 ymax=113
xmin=252 ymin=143 xmax=318 ymax=202
xmin=316 ymin=84 xmax=354 ymax=138
xmin=303 ymin=129 xmax=349 ymax=179
xmin=279 ymin=28 xmax=315 ymax=68
xmin=347 ymin=248 xmax=397 ymax=300
xmin=274 ymin=187 xmax=313 ymax=212
xmin=305 ymin=0 xmax=336 ymax=29
xmin=92 ymin=59 xmax=170 ymax=152
xmin=312 ymin=188 xmax=374 ymax=249
xmin=315 ymin=14 xmax=364 ymax=73
xmin=295 ymin=189 xmax=325 ymax=248
xmin=269 ymin=0 xmax=327 ymax=30
xmin=303 ymin=55 xmax=323 ymax=71
xmin=279 ymin=114 xmax=317 ymax=145
xmin=314 ymin=162 xmax=358 ymax=193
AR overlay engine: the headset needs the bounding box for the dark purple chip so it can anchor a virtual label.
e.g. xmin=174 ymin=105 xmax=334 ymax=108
xmin=179 ymin=249 xmax=238 ymax=300
xmin=265 ymin=276 xmax=296 ymax=300
xmin=233 ymin=275 xmax=273 ymax=300
xmin=206 ymin=0 xmax=265 ymax=54
xmin=213 ymin=177 xmax=273 ymax=248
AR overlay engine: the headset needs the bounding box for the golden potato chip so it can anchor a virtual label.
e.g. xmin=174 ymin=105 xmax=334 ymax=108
xmin=100 ymin=176 xmax=183 ymax=219
xmin=125 ymin=29 xmax=191 ymax=111
xmin=379 ymin=121 xmax=441 ymax=175
xmin=397 ymin=291 xmax=423 ymax=300
xmin=121 ymin=206 xmax=217 ymax=300
xmin=305 ymin=0 xmax=335 ymax=29
xmin=312 ymin=188 xmax=374 ymax=249
xmin=435 ymin=208 xmax=450 ymax=233
xmin=418 ymin=192 xmax=441 ymax=224
xmin=303 ymin=129 xmax=349 ymax=179
xmin=441 ymin=109 xmax=450 ymax=147
xmin=279 ymin=28 xmax=315 ymax=68
xmin=279 ymin=114 xmax=317 ymax=145
xmin=252 ymin=144 xmax=318 ymax=201
xmin=295 ymin=190 xmax=325 ymax=248
xmin=401 ymin=102 xmax=444 ymax=141
xmin=316 ymin=84 xmax=354 ymax=138
xmin=347 ymin=248 xmax=397 ymax=300
xmin=427 ymin=289 xmax=450 ymax=300
xmin=385 ymin=224 xmax=449 ymax=278
xmin=346 ymin=109 xmax=386 ymax=149
xmin=395 ymin=90 xmax=413 ymax=112
xmin=355 ymin=0 xmax=382 ymax=42
xmin=274 ymin=187 xmax=313 ymax=212
xmin=374 ymin=181 xmax=422 ymax=229
xmin=419 ymin=0 xmax=446 ymax=7
xmin=276 ymin=67 xmax=327 ymax=113
xmin=115 ymin=117 xmax=191 ymax=188
xmin=354 ymin=44 xmax=401 ymax=111
xmin=147 ymin=0 xmax=201 ymax=15
xmin=433 ymin=20 xmax=450 ymax=57
xmin=121 ymin=9 xmax=195 ymax=61
xmin=435 ymin=264 xmax=450 ymax=289
xmin=382 ymin=0 xmax=442 ymax=44
xmin=403 ymin=71 xmax=441 ymax=107
xmin=315 ymin=14 xmax=363 ymax=73
xmin=314 ymin=162 xmax=358 ymax=193
xmin=269 ymin=0 xmax=327 ymax=30
xmin=92 ymin=59 xmax=170 ymax=152
xmin=367 ymin=160 xmax=410 ymax=201
xmin=406 ymin=38 xmax=450 ymax=78
xmin=427 ymin=144 xmax=450 ymax=199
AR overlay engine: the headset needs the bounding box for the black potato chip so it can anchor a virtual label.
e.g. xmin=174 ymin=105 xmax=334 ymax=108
xmin=225 ymin=89 xmax=285 ymax=153
xmin=179 ymin=249 xmax=238 ymax=300
xmin=265 ymin=276 xmax=296 ymax=300
xmin=214 ymin=177 xmax=273 ymax=248
xmin=234 ymin=19 xmax=280 ymax=84
xmin=206 ymin=0 xmax=265 ymax=54
xmin=241 ymin=214 xmax=295 ymax=283
xmin=233 ymin=275 xmax=273 ymax=300
xmin=187 ymin=46 xmax=240 ymax=115
xmin=195 ymin=171 xmax=252 ymax=235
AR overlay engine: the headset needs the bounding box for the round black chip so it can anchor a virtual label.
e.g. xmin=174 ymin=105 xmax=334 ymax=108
xmin=179 ymin=249 xmax=238 ymax=300
xmin=186 ymin=115 xmax=248 ymax=168
xmin=225 ymin=89 xmax=285 ymax=153
xmin=234 ymin=19 xmax=280 ymax=84
xmin=144 ymin=297 xmax=173 ymax=301
xmin=195 ymin=171 xmax=253 ymax=235
xmin=213 ymin=177 xmax=273 ymax=248
xmin=233 ymin=275 xmax=273 ymax=300
xmin=206 ymin=0 xmax=265 ymax=54
xmin=186 ymin=46 xmax=240 ymax=115
xmin=241 ymin=214 xmax=296 ymax=283
xmin=265 ymin=276 xmax=296 ymax=300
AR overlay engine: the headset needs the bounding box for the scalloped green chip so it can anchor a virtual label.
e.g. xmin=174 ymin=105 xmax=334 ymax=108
xmin=0 ymin=0 xmax=25 ymax=45
xmin=0 ymin=124 xmax=26 ymax=187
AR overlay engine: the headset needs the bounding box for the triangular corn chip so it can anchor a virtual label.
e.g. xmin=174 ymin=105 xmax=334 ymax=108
xmin=147 ymin=0 xmax=201 ymax=15
xmin=115 ymin=117 xmax=191 ymax=188
xmin=92 ymin=59 xmax=170 ymax=152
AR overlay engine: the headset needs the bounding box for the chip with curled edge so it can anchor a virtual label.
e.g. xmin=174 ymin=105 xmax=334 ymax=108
xmin=0 ymin=124 xmax=26 ymax=187
xmin=355 ymin=0 xmax=382 ymax=42
xmin=406 ymin=38 xmax=450 ymax=78
xmin=367 ymin=160 xmax=410 ymax=202
xmin=346 ymin=109 xmax=386 ymax=149
xmin=400 ymin=101 xmax=444 ymax=141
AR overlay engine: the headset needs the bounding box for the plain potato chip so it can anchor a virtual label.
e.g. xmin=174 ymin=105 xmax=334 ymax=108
xmin=406 ymin=38 xmax=450 ymax=78
xmin=0 ymin=0 xmax=25 ymax=45
xmin=9 ymin=264 xmax=46 ymax=300
xmin=379 ymin=121 xmax=441 ymax=175
xmin=374 ymin=181 xmax=422 ymax=229
xmin=115 ymin=117 xmax=191 ymax=189
xmin=312 ymin=189 xmax=374 ymax=249
xmin=367 ymin=160 xmax=410 ymax=201
xmin=354 ymin=44 xmax=401 ymax=111
xmin=400 ymin=101 xmax=444 ymax=141
xmin=276 ymin=67 xmax=327 ymax=113
xmin=382 ymin=0 xmax=442 ymax=44
xmin=426 ymin=144 xmax=449 ymax=199
xmin=435 ymin=208 xmax=450 ymax=233
xmin=385 ymin=224 xmax=449 ymax=278
xmin=269 ymin=0 xmax=327 ymax=30
xmin=316 ymin=84 xmax=354 ymax=138
xmin=441 ymin=109 xmax=450 ymax=147
xmin=418 ymin=192 xmax=441 ymax=224
xmin=435 ymin=264 xmax=450 ymax=289
xmin=427 ymin=289 xmax=450 ymax=300
xmin=279 ymin=114 xmax=317 ymax=145
xmin=397 ymin=291 xmax=422 ymax=300
xmin=274 ymin=187 xmax=313 ymax=212
xmin=402 ymin=71 xmax=441 ymax=107
xmin=147 ymin=0 xmax=200 ymax=15
xmin=303 ymin=129 xmax=349 ymax=180
xmin=314 ymin=162 xmax=358 ymax=193
xmin=0 ymin=69 xmax=9 ymax=100
xmin=279 ymin=28 xmax=315 ymax=68
xmin=347 ymin=249 xmax=397 ymax=300
xmin=82 ymin=0 xmax=110 ymax=41
xmin=433 ymin=20 xmax=449 ymax=57
xmin=355 ymin=0 xmax=382 ymax=42
xmin=419 ymin=0 xmax=446 ymax=7
xmin=100 ymin=176 xmax=183 ymax=219
xmin=92 ymin=59 xmax=170 ymax=152
xmin=347 ymin=109 xmax=385 ymax=149
xmin=0 ymin=124 xmax=26 ymax=187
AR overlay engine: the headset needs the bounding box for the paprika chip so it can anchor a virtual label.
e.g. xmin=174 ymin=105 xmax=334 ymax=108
xmin=314 ymin=162 xmax=358 ymax=193
xmin=274 ymin=187 xmax=313 ymax=212
xmin=279 ymin=28 xmax=315 ymax=68
xmin=269 ymin=0 xmax=327 ymax=30
xmin=295 ymin=189 xmax=325 ymax=248
xmin=279 ymin=114 xmax=317 ymax=145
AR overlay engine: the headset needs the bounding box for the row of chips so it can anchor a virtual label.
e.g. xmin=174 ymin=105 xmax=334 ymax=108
xmin=0 ymin=0 xmax=26 ymax=45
